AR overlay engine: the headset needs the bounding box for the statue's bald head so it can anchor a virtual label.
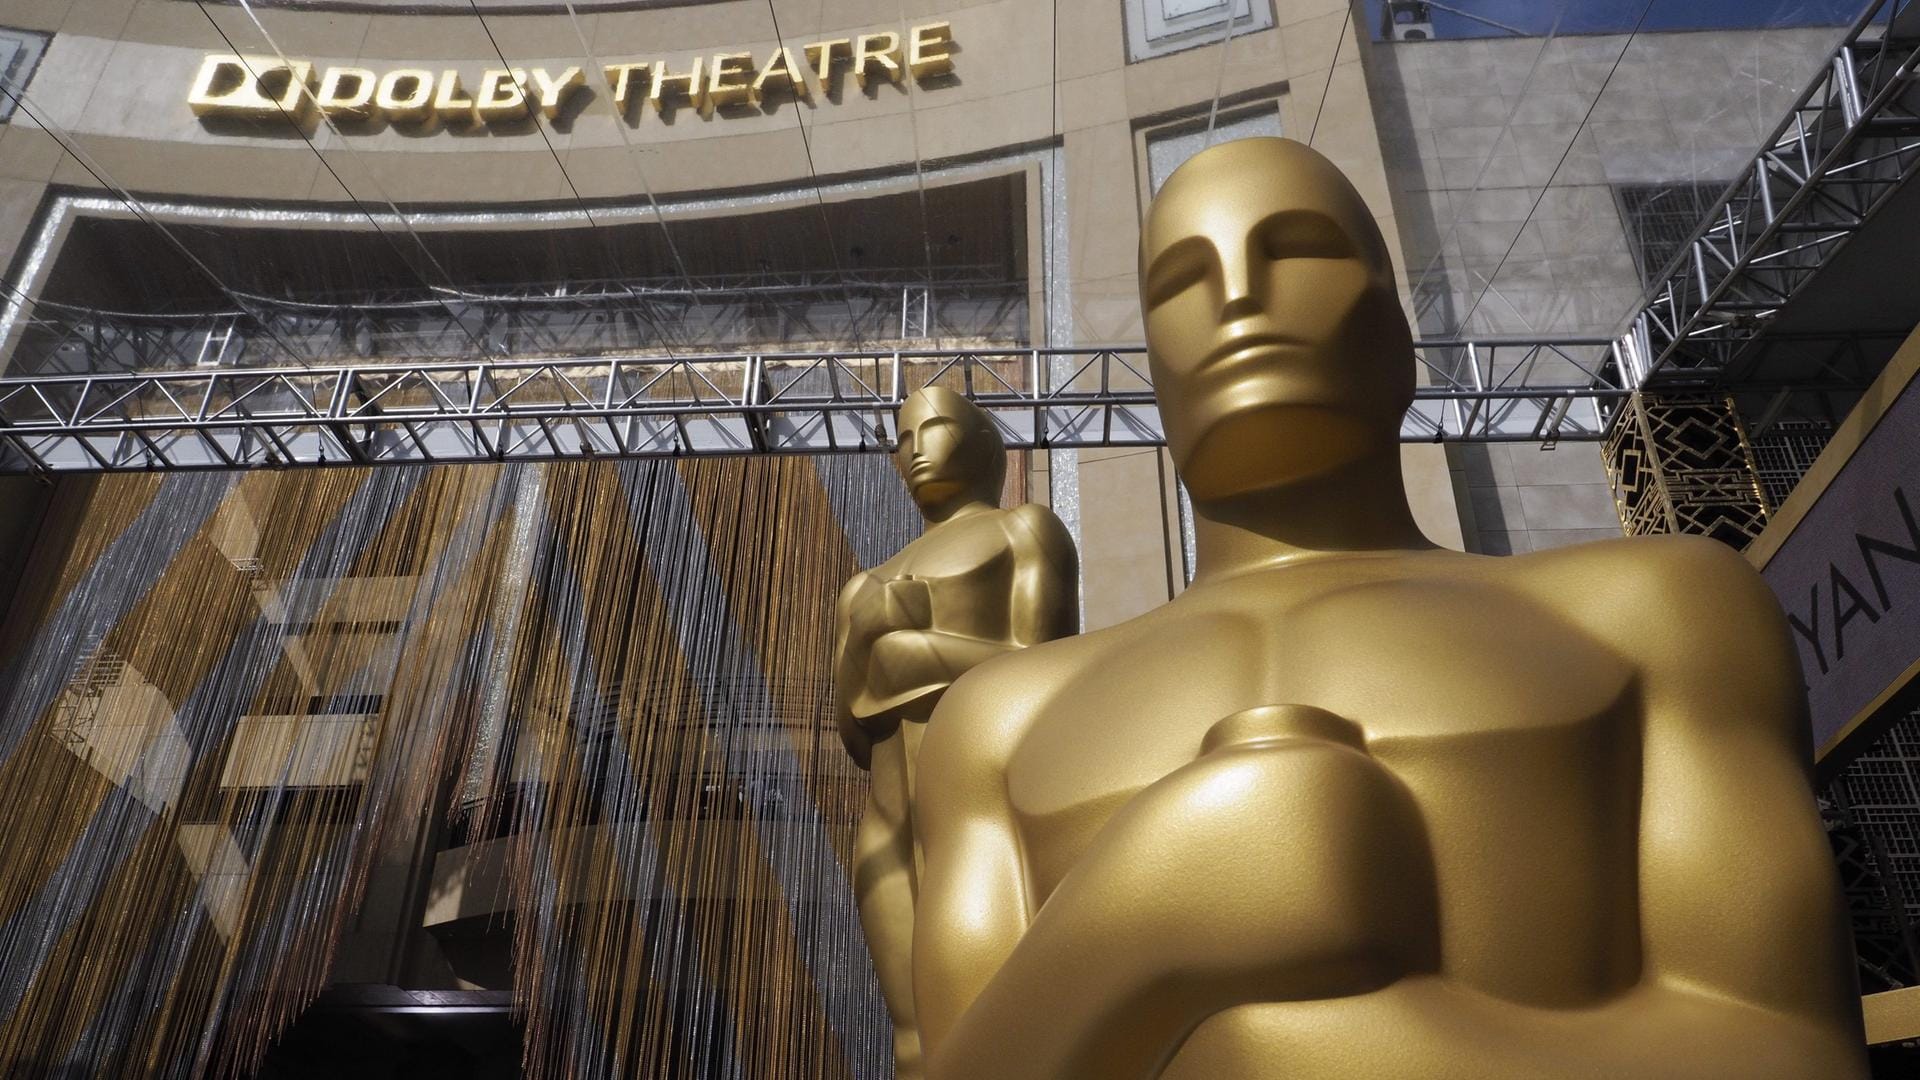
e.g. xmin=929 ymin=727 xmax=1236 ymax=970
xmin=1138 ymin=138 xmax=1413 ymax=499
xmin=894 ymin=386 xmax=1006 ymax=516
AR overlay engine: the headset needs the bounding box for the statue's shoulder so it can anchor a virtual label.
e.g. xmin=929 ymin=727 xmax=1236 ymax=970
xmin=1515 ymin=531 xmax=1759 ymax=587
xmin=1511 ymin=533 xmax=1784 ymax=650
xmin=837 ymin=565 xmax=875 ymax=601
xmin=1004 ymin=501 xmax=1075 ymax=550
xmin=1006 ymin=500 xmax=1068 ymax=528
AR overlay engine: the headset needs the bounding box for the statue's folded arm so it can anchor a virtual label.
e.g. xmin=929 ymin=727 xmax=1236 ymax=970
xmin=1579 ymin=536 xmax=1864 ymax=1033
xmin=918 ymin=713 xmax=1437 ymax=1080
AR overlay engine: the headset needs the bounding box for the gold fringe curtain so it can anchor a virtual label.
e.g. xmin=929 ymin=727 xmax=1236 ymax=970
xmin=0 ymin=453 xmax=918 ymax=1080
xmin=468 ymin=456 xmax=911 ymax=1080
xmin=0 ymin=465 xmax=525 ymax=1078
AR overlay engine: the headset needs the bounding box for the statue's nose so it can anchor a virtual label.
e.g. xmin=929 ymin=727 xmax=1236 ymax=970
xmin=1218 ymin=245 xmax=1264 ymax=322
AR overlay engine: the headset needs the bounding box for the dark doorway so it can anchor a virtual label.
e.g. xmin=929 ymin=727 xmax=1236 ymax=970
xmin=250 ymin=987 xmax=520 ymax=1080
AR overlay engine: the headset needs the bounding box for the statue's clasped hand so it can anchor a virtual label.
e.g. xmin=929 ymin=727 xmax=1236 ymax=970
xmin=881 ymin=575 xmax=935 ymax=631
xmin=1201 ymin=703 xmax=1370 ymax=757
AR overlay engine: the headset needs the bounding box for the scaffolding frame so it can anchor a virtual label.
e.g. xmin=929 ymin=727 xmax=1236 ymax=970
xmin=2 ymin=6 xmax=1912 ymax=480
xmin=0 ymin=339 xmax=1631 ymax=474
xmin=1627 ymin=0 xmax=1920 ymax=385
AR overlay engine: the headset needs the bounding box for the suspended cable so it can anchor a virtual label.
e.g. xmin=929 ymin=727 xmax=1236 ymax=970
xmin=1404 ymin=0 xmax=1574 ymax=326
xmin=762 ymin=0 xmax=882 ymax=351
xmin=0 ymin=83 xmax=314 ymax=368
xmin=198 ymin=2 xmax=495 ymax=360
xmin=881 ymin=0 xmax=944 ymax=316
xmin=1203 ymin=4 xmax=1241 ymax=143
xmin=1454 ymin=0 xmax=1659 ymax=334
xmin=463 ymin=0 xmax=693 ymax=365
xmin=553 ymin=2 xmax=700 ymax=296
xmin=1306 ymin=5 xmax=1355 ymax=147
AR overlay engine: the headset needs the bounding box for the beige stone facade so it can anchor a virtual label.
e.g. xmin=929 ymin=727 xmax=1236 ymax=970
xmin=5 ymin=3 xmax=1856 ymax=622
xmin=0 ymin=0 xmax=1473 ymax=631
xmin=0 ymin=2 xmax=1873 ymax=614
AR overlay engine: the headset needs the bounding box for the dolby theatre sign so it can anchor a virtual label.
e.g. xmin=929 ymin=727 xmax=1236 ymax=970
xmin=188 ymin=21 xmax=954 ymax=130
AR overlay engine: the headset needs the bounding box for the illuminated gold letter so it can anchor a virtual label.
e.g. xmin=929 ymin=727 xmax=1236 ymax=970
xmin=907 ymin=22 xmax=955 ymax=79
xmin=315 ymin=66 xmax=376 ymax=119
xmin=648 ymin=56 xmax=707 ymax=114
xmin=750 ymin=47 xmax=811 ymax=104
xmin=433 ymin=69 xmax=478 ymax=125
xmin=375 ymin=69 xmax=435 ymax=123
xmin=529 ymin=65 xmax=586 ymax=119
xmin=853 ymin=32 xmax=902 ymax=89
xmin=188 ymin=55 xmax=251 ymax=116
xmin=604 ymin=62 xmax=651 ymax=115
xmin=475 ymin=69 xmax=529 ymax=121
xmin=803 ymin=38 xmax=850 ymax=93
xmin=707 ymin=52 xmax=755 ymax=108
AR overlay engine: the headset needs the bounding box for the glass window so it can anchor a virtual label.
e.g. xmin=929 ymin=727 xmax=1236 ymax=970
xmin=0 ymin=26 xmax=49 ymax=124
xmin=1146 ymin=102 xmax=1284 ymax=194
xmin=1125 ymin=0 xmax=1276 ymax=62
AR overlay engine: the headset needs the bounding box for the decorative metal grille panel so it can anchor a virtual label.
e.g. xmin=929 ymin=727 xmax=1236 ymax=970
xmin=1750 ymin=418 xmax=1837 ymax=510
xmin=0 ymin=26 xmax=48 ymax=124
xmin=1827 ymin=705 xmax=1920 ymax=992
xmin=1601 ymin=392 xmax=1770 ymax=547
xmin=6 ymin=267 xmax=1031 ymax=379
xmin=1124 ymin=0 xmax=1273 ymax=61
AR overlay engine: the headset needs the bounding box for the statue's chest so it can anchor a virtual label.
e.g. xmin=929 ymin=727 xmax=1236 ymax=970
xmin=875 ymin=517 xmax=1012 ymax=588
xmin=1006 ymin=577 xmax=1636 ymax=906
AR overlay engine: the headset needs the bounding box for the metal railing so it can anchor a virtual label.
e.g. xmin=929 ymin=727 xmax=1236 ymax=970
xmin=1629 ymin=0 xmax=1920 ymax=385
xmin=0 ymin=340 xmax=1631 ymax=473
xmin=8 ymin=6 xmax=1913 ymax=475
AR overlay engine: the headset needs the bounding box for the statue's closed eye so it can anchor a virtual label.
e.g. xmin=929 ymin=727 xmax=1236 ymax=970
xmin=1145 ymin=211 xmax=1358 ymax=310
xmin=1144 ymin=239 xmax=1211 ymax=308
xmin=1259 ymin=211 xmax=1355 ymax=262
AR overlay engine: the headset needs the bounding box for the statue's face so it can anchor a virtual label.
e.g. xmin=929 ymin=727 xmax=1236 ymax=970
xmin=894 ymin=390 xmax=999 ymax=510
xmin=1141 ymin=139 xmax=1413 ymax=500
xmin=896 ymin=403 xmax=964 ymax=502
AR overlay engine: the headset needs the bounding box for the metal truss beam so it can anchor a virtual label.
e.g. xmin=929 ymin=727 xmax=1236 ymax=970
xmin=1630 ymin=0 xmax=1920 ymax=386
xmin=0 ymin=340 xmax=1630 ymax=474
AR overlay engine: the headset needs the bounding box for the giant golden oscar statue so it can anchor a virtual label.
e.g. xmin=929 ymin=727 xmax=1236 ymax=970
xmin=909 ymin=138 xmax=1868 ymax=1079
xmin=832 ymin=387 xmax=1078 ymax=1079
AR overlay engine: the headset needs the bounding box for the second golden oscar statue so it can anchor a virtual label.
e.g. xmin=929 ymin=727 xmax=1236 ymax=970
xmin=832 ymin=387 xmax=1078 ymax=1079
